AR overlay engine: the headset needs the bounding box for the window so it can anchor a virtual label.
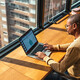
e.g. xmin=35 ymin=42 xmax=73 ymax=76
xmin=2 ymin=24 xmax=7 ymax=28
xmin=0 ymin=1 xmax=5 ymax=6
xmin=17 ymin=5 xmax=29 ymax=12
xmin=4 ymin=38 xmax=8 ymax=42
xmin=30 ymin=9 xmax=36 ymax=14
xmin=10 ymin=20 xmax=15 ymax=24
xmin=30 ymin=0 xmax=36 ymax=5
xmin=15 ymin=28 xmax=25 ymax=34
xmin=3 ymin=31 xmax=8 ymax=35
xmin=13 ymin=13 xmax=29 ymax=21
xmin=29 ymin=18 xmax=35 ymax=23
xmin=2 ymin=17 xmax=6 ymax=21
xmin=15 ymin=21 xmax=29 ymax=28
xmin=1 ymin=10 xmax=6 ymax=14
xmin=44 ymin=0 xmax=66 ymax=23
xmin=16 ymin=0 xmax=29 ymax=3
xmin=11 ymin=3 xmax=15 ymax=8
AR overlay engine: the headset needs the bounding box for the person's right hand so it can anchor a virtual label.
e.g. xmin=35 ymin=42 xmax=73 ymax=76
xmin=43 ymin=43 xmax=54 ymax=51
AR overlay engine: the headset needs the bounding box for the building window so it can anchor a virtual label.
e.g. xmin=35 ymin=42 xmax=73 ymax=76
xmin=4 ymin=38 xmax=8 ymax=42
xmin=16 ymin=0 xmax=29 ymax=4
xmin=3 ymin=31 xmax=8 ymax=35
xmin=30 ymin=9 xmax=36 ymax=14
xmin=13 ymin=13 xmax=29 ymax=21
xmin=0 ymin=1 xmax=5 ymax=6
xmin=1 ymin=10 xmax=6 ymax=14
xmin=29 ymin=18 xmax=35 ymax=23
xmin=10 ymin=20 xmax=15 ymax=24
xmin=2 ymin=24 xmax=7 ymax=28
xmin=30 ymin=0 xmax=36 ymax=5
xmin=14 ymin=5 xmax=29 ymax=12
xmin=2 ymin=17 xmax=6 ymax=21
xmin=15 ymin=21 xmax=29 ymax=28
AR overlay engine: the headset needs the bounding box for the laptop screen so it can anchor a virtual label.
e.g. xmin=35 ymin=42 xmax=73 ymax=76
xmin=20 ymin=29 xmax=37 ymax=53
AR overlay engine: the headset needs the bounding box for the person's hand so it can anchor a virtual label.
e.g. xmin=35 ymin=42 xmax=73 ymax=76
xmin=35 ymin=51 xmax=46 ymax=59
xmin=44 ymin=43 xmax=54 ymax=51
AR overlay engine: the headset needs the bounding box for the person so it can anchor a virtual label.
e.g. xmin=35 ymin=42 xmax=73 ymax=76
xmin=71 ymin=7 xmax=80 ymax=15
xmin=35 ymin=14 xmax=80 ymax=80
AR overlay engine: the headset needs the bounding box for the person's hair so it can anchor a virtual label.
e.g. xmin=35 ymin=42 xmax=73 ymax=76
xmin=72 ymin=8 xmax=80 ymax=12
xmin=68 ymin=14 xmax=80 ymax=28
xmin=71 ymin=8 xmax=80 ymax=15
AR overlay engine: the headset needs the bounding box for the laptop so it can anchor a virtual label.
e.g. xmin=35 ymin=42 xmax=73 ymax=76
xmin=19 ymin=29 xmax=51 ymax=60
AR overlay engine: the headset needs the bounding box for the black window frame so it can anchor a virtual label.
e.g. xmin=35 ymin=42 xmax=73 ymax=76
xmin=0 ymin=0 xmax=80 ymax=58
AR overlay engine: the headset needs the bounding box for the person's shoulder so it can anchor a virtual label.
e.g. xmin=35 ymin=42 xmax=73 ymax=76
xmin=67 ymin=37 xmax=80 ymax=49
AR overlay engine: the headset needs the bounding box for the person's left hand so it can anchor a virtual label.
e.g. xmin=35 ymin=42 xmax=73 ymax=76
xmin=35 ymin=52 xmax=46 ymax=59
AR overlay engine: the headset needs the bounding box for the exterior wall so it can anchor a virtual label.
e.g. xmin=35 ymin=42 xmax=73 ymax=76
xmin=0 ymin=0 xmax=37 ymax=48
xmin=6 ymin=0 xmax=37 ymax=42
xmin=0 ymin=0 xmax=9 ymax=47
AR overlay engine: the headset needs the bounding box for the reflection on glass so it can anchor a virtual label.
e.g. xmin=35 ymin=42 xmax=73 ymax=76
xmin=44 ymin=0 xmax=66 ymax=23
xmin=71 ymin=0 xmax=79 ymax=5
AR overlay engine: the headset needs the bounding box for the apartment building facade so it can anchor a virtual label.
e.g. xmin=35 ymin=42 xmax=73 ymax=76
xmin=0 ymin=0 xmax=37 ymax=48
xmin=0 ymin=0 xmax=8 ymax=48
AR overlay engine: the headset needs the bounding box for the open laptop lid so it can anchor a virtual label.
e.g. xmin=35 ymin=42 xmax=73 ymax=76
xmin=19 ymin=29 xmax=38 ymax=54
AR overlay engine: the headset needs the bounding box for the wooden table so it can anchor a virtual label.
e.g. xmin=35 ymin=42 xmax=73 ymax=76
xmin=0 ymin=15 xmax=74 ymax=80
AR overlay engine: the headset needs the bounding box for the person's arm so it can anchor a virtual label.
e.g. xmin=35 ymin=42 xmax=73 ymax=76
xmin=36 ymin=47 xmax=80 ymax=73
xmin=53 ymin=43 xmax=71 ymax=51
xmin=43 ymin=47 xmax=80 ymax=73
xmin=44 ymin=43 xmax=71 ymax=51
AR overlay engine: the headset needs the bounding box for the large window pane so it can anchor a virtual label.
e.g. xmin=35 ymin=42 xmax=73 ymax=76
xmin=0 ymin=0 xmax=37 ymax=48
xmin=44 ymin=0 xmax=66 ymax=23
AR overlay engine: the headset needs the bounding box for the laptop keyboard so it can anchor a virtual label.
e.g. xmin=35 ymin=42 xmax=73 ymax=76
xmin=31 ymin=44 xmax=45 ymax=55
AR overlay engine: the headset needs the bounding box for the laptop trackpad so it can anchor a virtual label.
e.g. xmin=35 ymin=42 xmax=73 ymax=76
xmin=42 ymin=50 xmax=51 ymax=56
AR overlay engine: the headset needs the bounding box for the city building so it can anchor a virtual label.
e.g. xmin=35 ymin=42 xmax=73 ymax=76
xmin=0 ymin=0 xmax=37 ymax=48
xmin=0 ymin=0 xmax=8 ymax=47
